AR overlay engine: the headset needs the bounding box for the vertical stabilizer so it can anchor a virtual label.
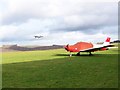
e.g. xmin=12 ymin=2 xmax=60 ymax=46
xmin=103 ymin=37 xmax=111 ymax=45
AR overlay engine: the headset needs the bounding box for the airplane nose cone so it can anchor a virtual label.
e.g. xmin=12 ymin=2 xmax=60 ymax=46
xmin=64 ymin=45 xmax=69 ymax=51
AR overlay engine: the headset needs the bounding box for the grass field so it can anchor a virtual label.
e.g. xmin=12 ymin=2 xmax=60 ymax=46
xmin=1 ymin=48 xmax=118 ymax=88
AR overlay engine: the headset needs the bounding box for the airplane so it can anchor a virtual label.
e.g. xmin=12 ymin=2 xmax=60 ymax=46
xmin=34 ymin=35 xmax=43 ymax=39
xmin=64 ymin=37 xmax=114 ymax=56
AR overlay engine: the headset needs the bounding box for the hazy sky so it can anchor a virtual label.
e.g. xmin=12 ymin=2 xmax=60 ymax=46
xmin=0 ymin=0 xmax=118 ymax=45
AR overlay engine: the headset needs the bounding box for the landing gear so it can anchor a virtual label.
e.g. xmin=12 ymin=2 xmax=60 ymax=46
xmin=89 ymin=52 xmax=93 ymax=56
xmin=69 ymin=52 xmax=72 ymax=57
xmin=69 ymin=52 xmax=93 ymax=56
xmin=76 ymin=52 xmax=80 ymax=56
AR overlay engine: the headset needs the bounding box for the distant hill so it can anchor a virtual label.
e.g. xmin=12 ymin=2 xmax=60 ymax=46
xmin=96 ymin=40 xmax=120 ymax=44
xmin=1 ymin=44 xmax=63 ymax=52
xmin=110 ymin=40 xmax=120 ymax=43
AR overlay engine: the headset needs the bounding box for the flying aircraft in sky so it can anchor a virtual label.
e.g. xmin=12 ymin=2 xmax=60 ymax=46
xmin=64 ymin=37 xmax=114 ymax=56
xmin=34 ymin=35 xmax=43 ymax=39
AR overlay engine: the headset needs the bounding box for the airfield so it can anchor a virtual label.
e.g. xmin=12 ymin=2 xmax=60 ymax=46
xmin=1 ymin=44 xmax=119 ymax=88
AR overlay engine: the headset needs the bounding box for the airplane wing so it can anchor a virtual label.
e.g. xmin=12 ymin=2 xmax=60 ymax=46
xmin=80 ymin=44 xmax=114 ymax=52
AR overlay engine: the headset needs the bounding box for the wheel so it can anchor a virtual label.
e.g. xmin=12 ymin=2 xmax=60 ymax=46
xmin=76 ymin=52 xmax=80 ymax=56
xmin=89 ymin=52 xmax=93 ymax=56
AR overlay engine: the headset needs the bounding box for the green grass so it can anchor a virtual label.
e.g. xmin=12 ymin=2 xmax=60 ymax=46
xmin=2 ymin=48 xmax=118 ymax=88
xmin=2 ymin=49 xmax=67 ymax=64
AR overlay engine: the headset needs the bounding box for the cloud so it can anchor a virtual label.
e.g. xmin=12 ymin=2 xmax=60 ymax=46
xmin=0 ymin=0 xmax=118 ymax=45
xmin=1 ymin=1 xmax=117 ymax=25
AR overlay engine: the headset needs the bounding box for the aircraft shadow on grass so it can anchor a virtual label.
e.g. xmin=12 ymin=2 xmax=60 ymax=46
xmin=55 ymin=53 xmax=117 ymax=57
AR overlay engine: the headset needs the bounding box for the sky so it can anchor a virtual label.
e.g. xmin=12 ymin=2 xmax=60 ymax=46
xmin=0 ymin=0 xmax=118 ymax=46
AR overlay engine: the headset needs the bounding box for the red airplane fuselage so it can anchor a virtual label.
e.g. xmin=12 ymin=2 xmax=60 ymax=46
xmin=64 ymin=42 xmax=108 ymax=52
xmin=64 ymin=37 xmax=112 ymax=56
xmin=64 ymin=42 xmax=93 ymax=52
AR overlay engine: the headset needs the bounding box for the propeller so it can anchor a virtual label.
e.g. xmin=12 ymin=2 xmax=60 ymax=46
xmin=64 ymin=44 xmax=69 ymax=51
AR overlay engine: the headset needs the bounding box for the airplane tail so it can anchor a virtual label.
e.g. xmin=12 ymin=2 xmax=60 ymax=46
xmin=103 ymin=37 xmax=111 ymax=45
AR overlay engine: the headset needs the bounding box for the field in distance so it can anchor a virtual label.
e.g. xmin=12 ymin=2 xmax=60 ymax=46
xmin=2 ymin=47 xmax=118 ymax=88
